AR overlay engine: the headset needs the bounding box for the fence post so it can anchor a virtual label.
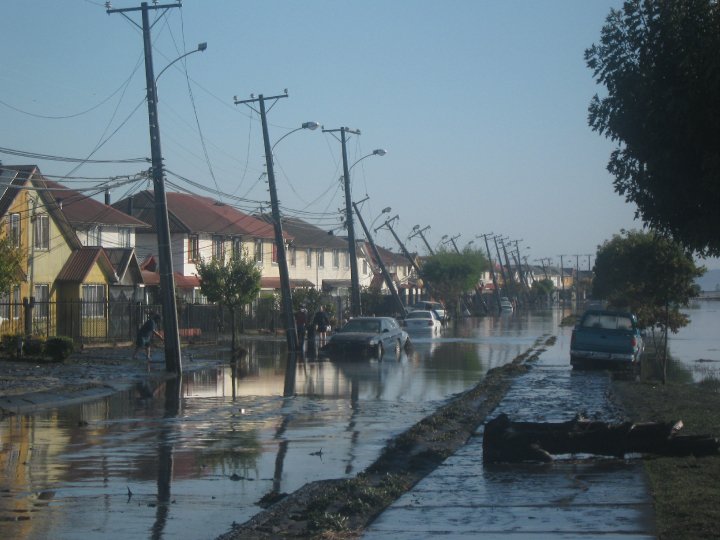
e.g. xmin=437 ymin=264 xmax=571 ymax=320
xmin=23 ymin=296 xmax=34 ymax=337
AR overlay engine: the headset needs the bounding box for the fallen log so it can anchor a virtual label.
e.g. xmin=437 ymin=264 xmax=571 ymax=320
xmin=483 ymin=413 xmax=720 ymax=464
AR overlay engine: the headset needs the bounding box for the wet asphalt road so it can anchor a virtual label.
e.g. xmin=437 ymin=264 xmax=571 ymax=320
xmin=364 ymin=323 xmax=656 ymax=539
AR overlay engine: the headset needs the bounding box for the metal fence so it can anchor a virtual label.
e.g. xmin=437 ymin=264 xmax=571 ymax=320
xmin=0 ymin=294 xmax=360 ymax=346
xmin=0 ymin=299 xmax=295 ymax=345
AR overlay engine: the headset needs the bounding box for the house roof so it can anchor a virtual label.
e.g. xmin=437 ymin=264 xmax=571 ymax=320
xmin=104 ymin=248 xmax=143 ymax=284
xmin=140 ymin=269 xmax=200 ymax=289
xmin=114 ymin=191 xmax=277 ymax=239
xmin=38 ymin=178 xmax=149 ymax=228
xmin=257 ymin=215 xmax=347 ymax=249
xmin=363 ymin=242 xmax=408 ymax=267
xmin=260 ymin=277 xmax=314 ymax=289
xmin=0 ymin=165 xmax=82 ymax=250
xmin=55 ymin=247 xmax=118 ymax=283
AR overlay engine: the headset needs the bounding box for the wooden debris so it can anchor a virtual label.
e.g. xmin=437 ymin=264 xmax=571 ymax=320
xmin=483 ymin=413 xmax=720 ymax=463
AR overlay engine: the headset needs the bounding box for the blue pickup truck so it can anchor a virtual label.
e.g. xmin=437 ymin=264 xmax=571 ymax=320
xmin=570 ymin=309 xmax=644 ymax=370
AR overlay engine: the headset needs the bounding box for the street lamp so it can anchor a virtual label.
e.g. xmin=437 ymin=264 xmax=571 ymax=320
xmin=155 ymin=42 xmax=207 ymax=84
xmin=370 ymin=206 xmax=392 ymax=230
xmin=272 ymin=121 xmax=320 ymax=152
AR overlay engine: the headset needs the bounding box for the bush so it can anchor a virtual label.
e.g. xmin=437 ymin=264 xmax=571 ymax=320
xmin=44 ymin=336 xmax=74 ymax=362
xmin=1 ymin=334 xmax=24 ymax=358
xmin=23 ymin=337 xmax=44 ymax=356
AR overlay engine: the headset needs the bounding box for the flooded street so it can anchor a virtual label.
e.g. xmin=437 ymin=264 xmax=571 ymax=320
xmin=670 ymin=299 xmax=720 ymax=381
xmin=1 ymin=309 xmax=559 ymax=540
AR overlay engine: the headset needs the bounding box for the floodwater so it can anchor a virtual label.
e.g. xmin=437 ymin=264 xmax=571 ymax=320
xmin=669 ymin=299 xmax=720 ymax=381
xmin=0 ymin=308 xmax=560 ymax=540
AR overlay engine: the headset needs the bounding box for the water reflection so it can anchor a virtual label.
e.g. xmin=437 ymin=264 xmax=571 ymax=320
xmin=0 ymin=309 xmax=558 ymax=540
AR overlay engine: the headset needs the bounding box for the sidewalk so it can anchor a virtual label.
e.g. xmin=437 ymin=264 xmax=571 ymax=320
xmin=364 ymin=340 xmax=657 ymax=538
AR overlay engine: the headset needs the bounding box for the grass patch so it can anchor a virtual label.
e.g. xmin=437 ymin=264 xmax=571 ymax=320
xmin=612 ymin=353 xmax=720 ymax=539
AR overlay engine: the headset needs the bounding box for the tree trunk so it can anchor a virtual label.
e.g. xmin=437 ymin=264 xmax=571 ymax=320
xmin=230 ymin=307 xmax=237 ymax=356
xmin=483 ymin=413 xmax=719 ymax=463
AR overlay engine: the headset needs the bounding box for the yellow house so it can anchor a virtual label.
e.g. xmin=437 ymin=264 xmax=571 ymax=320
xmin=1 ymin=165 xmax=147 ymax=341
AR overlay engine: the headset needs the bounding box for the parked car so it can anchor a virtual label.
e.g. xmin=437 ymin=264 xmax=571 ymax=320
xmin=570 ymin=309 xmax=644 ymax=370
xmin=320 ymin=317 xmax=410 ymax=359
xmin=409 ymin=301 xmax=448 ymax=322
xmin=401 ymin=310 xmax=442 ymax=334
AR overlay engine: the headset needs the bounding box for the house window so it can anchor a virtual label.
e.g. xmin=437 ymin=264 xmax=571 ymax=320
xmin=9 ymin=213 xmax=21 ymax=247
xmin=86 ymin=226 xmax=102 ymax=246
xmin=2 ymin=286 xmax=21 ymax=321
xmin=344 ymin=250 xmax=350 ymax=269
xmin=213 ymin=235 xmax=224 ymax=260
xmin=254 ymin=239 xmax=263 ymax=262
xmin=232 ymin=237 xmax=242 ymax=258
xmin=118 ymin=228 xmax=131 ymax=248
xmin=272 ymin=242 xmax=278 ymax=264
xmin=318 ymin=250 xmax=325 ymax=269
xmin=188 ymin=235 xmax=200 ymax=262
xmin=34 ymin=214 xmax=49 ymax=250
xmin=34 ymin=284 xmax=49 ymax=318
xmin=289 ymin=246 xmax=296 ymax=267
xmin=305 ymin=248 xmax=312 ymax=268
xmin=82 ymin=284 xmax=105 ymax=318
xmin=332 ymin=249 xmax=340 ymax=269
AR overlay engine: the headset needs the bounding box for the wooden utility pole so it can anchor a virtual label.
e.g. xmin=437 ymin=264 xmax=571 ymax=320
xmin=353 ymin=202 xmax=405 ymax=315
xmin=323 ymin=127 xmax=362 ymax=316
xmin=478 ymin=233 xmax=501 ymax=312
xmin=234 ymin=92 xmax=298 ymax=352
xmin=107 ymin=1 xmax=183 ymax=373
xmin=409 ymin=225 xmax=435 ymax=256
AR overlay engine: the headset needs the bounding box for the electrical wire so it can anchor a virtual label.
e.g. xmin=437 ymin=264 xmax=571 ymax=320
xmin=0 ymin=146 xmax=147 ymax=164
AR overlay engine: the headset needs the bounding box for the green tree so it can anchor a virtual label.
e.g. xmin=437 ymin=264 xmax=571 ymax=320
xmin=586 ymin=0 xmax=720 ymax=255
xmin=592 ymin=229 xmax=704 ymax=382
xmin=196 ymin=252 xmax=261 ymax=356
xmin=0 ymin=234 xmax=23 ymax=294
xmin=419 ymin=248 xmax=487 ymax=317
xmin=530 ymin=278 xmax=555 ymax=305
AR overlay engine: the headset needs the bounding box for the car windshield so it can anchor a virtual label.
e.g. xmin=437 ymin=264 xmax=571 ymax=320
xmin=407 ymin=311 xmax=432 ymax=319
xmin=341 ymin=319 xmax=381 ymax=333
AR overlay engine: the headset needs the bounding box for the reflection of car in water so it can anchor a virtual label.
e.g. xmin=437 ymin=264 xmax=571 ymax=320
xmin=320 ymin=317 xmax=410 ymax=360
xmin=401 ymin=310 xmax=442 ymax=334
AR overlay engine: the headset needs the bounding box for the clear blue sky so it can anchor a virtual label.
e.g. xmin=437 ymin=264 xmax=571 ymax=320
xmin=6 ymin=1 xmax=708 ymax=269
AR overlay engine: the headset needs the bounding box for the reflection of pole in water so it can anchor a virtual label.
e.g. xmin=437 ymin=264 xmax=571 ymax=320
xmin=151 ymin=376 xmax=181 ymax=539
xmin=271 ymin=411 xmax=292 ymax=494
xmin=283 ymin=352 xmax=297 ymax=397
xmin=345 ymin=377 xmax=361 ymax=474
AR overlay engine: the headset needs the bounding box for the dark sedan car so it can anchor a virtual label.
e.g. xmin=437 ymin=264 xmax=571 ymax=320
xmin=320 ymin=316 xmax=410 ymax=359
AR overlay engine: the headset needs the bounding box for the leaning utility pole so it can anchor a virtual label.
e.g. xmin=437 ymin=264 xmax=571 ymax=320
xmin=478 ymin=233 xmax=501 ymax=312
xmin=323 ymin=127 xmax=362 ymax=316
xmin=493 ymin=236 xmax=508 ymax=297
xmin=107 ymin=1 xmax=182 ymax=374
xmin=379 ymin=218 xmax=428 ymax=303
xmin=409 ymin=225 xmax=435 ymax=256
xmin=234 ymin=92 xmax=297 ymax=352
xmin=353 ymin=202 xmax=405 ymax=315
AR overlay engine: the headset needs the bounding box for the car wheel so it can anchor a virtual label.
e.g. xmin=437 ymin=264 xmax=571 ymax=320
xmin=393 ymin=339 xmax=401 ymax=359
xmin=376 ymin=342 xmax=384 ymax=359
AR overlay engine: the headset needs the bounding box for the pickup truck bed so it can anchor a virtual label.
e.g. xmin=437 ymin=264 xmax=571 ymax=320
xmin=570 ymin=310 xmax=643 ymax=370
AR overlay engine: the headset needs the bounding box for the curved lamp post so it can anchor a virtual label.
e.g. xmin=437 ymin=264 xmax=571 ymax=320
xmin=149 ymin=41 xmax=207 ymax=374
xmin=272 ymin=122 xmax=320 ymax=152
xmin=261 ymin=118 xmax=321 ymax=351
xmin=342 ymin=147 xmax=386 ymax=316
xmin=155 ymin=42 xmax=207 ymax=85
